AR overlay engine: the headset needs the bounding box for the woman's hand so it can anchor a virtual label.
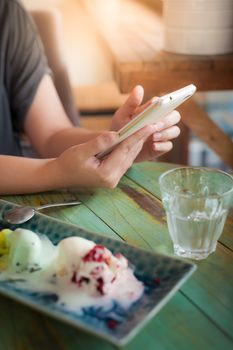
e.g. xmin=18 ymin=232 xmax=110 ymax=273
xmin=111 ymin=85 xmax=181 ymax=162
xmin=55 ymin=124 xmax=158 ymax=189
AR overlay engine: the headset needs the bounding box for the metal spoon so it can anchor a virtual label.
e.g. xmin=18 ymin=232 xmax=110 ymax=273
xmin=3 ymin=200 xmax=82 ymax=224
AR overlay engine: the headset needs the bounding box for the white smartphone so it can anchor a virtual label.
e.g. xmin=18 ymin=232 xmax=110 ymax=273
xmin=97 ymin=84 xmax=196 ymax=159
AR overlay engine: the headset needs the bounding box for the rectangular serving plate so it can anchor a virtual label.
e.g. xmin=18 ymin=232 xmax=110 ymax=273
xmin=0 ymin=199 xmax=196 ymax=346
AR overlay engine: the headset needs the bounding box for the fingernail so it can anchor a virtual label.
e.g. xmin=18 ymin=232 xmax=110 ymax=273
xmin=151 ymin=96 xmax=159 ymax=103
xmin=154 ymin=143 xmax=162 ymax=151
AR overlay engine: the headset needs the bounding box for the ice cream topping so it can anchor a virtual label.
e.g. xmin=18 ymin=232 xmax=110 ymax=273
xmin=0 ymin=228 xmax=144 ymax=310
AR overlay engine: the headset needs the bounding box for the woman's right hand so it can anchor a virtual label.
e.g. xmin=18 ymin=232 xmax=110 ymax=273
xmin=54 ymin=124 xmax=157 ymax=189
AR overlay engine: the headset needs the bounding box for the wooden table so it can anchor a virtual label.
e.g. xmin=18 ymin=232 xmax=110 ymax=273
xmin=0 ymin=162 xmax=232 ymax=350
xmin=81 ymin=0 xmax=233 ymax=168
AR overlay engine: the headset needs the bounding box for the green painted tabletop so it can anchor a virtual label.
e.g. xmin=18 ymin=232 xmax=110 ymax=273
xmin=0 ymin=162 xmax=232 ymax=350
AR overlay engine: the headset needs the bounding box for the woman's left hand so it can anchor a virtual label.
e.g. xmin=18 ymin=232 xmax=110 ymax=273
xmin=111 ymin=85 xmax=181 ymax=162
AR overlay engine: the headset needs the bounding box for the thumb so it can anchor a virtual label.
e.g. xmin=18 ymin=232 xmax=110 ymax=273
xmin=82 ymin=131 xmax=119 ymax=158
xmin=116 ymin=85 xmax=144 ymax=120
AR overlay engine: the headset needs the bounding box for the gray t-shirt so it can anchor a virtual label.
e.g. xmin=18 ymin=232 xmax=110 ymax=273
xmin=0 ymin=0 xmax=50 ymax=155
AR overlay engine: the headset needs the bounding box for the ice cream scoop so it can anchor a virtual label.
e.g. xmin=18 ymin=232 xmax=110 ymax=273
xmin=0 ymin=229 xmax=144 ymax=310
xmin=2 ymin=228 xmax=57 ymax=273
xmin=3 ymin=200 xmax=82 ymax=224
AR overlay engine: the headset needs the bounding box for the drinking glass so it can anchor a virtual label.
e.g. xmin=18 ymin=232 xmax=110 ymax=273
xmin=159 ymin=167 xmax=233 ymax=260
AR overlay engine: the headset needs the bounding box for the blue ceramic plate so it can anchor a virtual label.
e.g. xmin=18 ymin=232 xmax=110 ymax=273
xmin=0 ymin=199 xmax=196 ymax=346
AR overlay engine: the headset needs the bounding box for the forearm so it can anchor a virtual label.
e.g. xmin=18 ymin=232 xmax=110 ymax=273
xmin=40 ymin=127 xmax=102 ymax=158
xmin=0 ymin=156 xmax=63 ymax=195
xmin=24 ymin=75 xmax=105 ymax=158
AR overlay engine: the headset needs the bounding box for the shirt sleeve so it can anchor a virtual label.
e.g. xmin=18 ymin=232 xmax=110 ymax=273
xmin=8 ymin=1 xmax=51 ymax=132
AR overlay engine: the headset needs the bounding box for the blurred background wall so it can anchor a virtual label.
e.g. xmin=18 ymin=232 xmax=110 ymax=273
xmin=22 ymin=0 xmax=113 ymax=86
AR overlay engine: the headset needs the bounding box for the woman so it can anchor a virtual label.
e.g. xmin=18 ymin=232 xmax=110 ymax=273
xmin=0 ymin=0 xmax=180 ymax=194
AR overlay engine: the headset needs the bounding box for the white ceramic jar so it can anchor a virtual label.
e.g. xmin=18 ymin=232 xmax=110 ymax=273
xmin=163 ymin=0 xmax=233 ymax=55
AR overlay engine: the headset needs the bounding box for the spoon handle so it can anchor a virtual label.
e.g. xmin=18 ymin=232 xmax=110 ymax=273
xmin=35 ymin=200 xmax=82 ymax=211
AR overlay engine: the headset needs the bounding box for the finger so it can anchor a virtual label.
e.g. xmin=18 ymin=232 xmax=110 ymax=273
xmin=135 ymin=135 xmax=155 ymax=162
xmin=102 ymin=124 xmax=157 ymax=172
xmin=152 ymin=126 xmax=180 ymax=142
xmin=154 ymin=110 xmax=181 ymax=131
xmin=109 ymin=139 xmax=145 ymax=183
xmin=80 ymin=131 xmax=119 ymax=158
xmin=99 ymin=125 xmax=157 ymax=186
xmin=117 ymin=124 xmax=157 ymax=155
xmin=96 ymin=139 xmax=144 ymax=189
xmin=152 ymin=141 xmax=173 ymax=155
xmin=116 ymin=140 xmax=144 ymax=178
xmin=115 ymin=85 xmax=144 ymax=120
xmin=130 ymin=97 xmax=159 ymax=120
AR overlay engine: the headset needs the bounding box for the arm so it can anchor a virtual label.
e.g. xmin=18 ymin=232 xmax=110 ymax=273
xmin=0 ymin=77 xmax=180 ymax=194
xmin=25 ymin=76 xmax=181 ymax=160
xmin=0 ymin=125 xmax=157 ymax=195
xmin=24 ymin=74 xmax=101 ymax=158
xmin=1 ymin=74 xmax=159 ymax=195
xmin=0 ymin=156 xmax=58 ymax=195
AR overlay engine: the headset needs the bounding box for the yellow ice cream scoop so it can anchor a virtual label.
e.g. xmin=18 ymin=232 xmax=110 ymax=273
xmin=0 ymin=229 xmax=12 ymax=270
xmin=0 ymin=229 xmax=12 ymax=255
